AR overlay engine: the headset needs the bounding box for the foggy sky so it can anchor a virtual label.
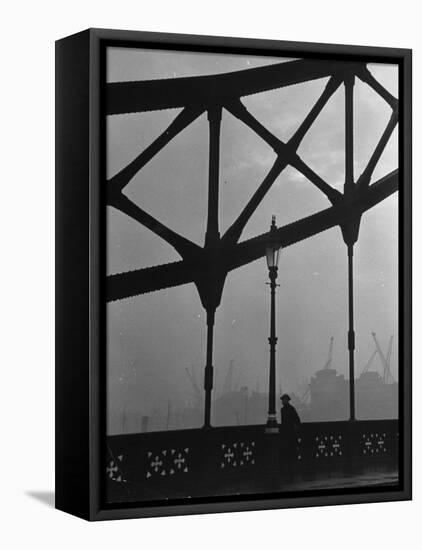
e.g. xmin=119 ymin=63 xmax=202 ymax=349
xmin=106 ymin=47 xmax=398 ymax=433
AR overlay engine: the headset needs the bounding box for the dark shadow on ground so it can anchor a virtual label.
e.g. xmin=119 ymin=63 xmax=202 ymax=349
xmin=25 ymin=491 xmax=55 ymax=508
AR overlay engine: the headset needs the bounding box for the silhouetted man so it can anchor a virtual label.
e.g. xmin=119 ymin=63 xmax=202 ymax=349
xmin=280 ymin=394 xmax=301 ymax=461
xmin=280 ymin=394 xmax=301 ymax=428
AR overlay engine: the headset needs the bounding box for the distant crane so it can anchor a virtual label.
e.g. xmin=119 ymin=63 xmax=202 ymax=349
xmin=361 ymin=349 xmax=378 ymax=374
xmin=233 ymin=371 xmax=242 ymax=392
xmin=371 ymin=333 xmax=395 ymax=384
xmin=300 ymin=385 xmax=311 ymax=404
xmin=385 ymin=336 xmax=394 ymax=384
xmin=323 ymin=337 xmax=334 ymax=369
xmin=185 ymin=364 xmax=202 ymax=405
xmin=223 ymin=359 xmax=235 ymax=394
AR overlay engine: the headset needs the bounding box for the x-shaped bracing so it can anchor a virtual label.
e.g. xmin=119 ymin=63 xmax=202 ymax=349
xmin=106 ymin=59 xmax=398 ymax=308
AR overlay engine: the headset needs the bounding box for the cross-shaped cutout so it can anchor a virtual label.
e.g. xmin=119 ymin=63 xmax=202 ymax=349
xmin=243 ymin=448 xmax=253 ymax=461
xmin=174 ymin=453 xmax=185 ymax=469
xmin=151 ymin=456 xmax=163 ymax=472
xmin=224 ymin=449 xmax=235 ymax=462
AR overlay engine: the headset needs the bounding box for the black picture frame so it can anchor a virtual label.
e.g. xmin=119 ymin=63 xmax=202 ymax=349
xmin=55 ymin=28 xmax=412 ymax=521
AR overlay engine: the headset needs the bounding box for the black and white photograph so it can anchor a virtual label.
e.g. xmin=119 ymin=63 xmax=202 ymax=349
xmin=2 ymin=0 xmax=419 ymax=544
xmin=105 ymin=44 xmax=404 ymax=505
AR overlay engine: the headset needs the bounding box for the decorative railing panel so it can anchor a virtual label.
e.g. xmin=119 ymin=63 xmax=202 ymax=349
xmin=106 ymin=419 xmax=399 ymax=503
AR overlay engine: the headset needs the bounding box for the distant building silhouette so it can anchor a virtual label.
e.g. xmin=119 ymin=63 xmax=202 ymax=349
xmin=308 ymin=366 xmax=398 ymax=421
xmin=213 ymin=387 xmax=267 ymax=426
xmin=309 ymin=368 xmax=349 ymax=421
xmin=356 ymin=371 xmax=398 ymax=419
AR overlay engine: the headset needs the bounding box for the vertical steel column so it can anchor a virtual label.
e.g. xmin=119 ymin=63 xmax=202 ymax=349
xmin=203 ymin=308 xmax=215 ymax=428
xmin=344 ymin=73 xmax=356 ymax=421
xmin=347 ymin=244 xmax=356 ymax=421
xmin=205 ymin=106 xmax=222 ymax=246
xmin=344 ymin=74 xmax=355 ymax=193
xmin=202 ymin=105 xmax=222 ymax=427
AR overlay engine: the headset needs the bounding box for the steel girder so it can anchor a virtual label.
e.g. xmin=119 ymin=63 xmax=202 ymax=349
xmin=107 ymin=169 xmax=398 ymax=302
xmin=106 ymin=58 xmax=398 ymax=306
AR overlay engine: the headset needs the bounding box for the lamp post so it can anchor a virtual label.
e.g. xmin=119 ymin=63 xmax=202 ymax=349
xmin=265 ymin=215 xmax=281 ymax=434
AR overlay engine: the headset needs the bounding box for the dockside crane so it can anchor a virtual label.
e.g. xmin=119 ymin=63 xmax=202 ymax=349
xmin=323 ymin=337 xmax=334 ymax=369
xmin=223 ymin=359 xmax=235 ymax=394
xmin=185 ymin=364 xmax=202 ymax=405
xmin=233 ymin=371 xmax=242 ymax=392
xmin=300 ymin=385 xmax=311 ymax=404
xmin=371 ymin=333 xmax=396 ymax=384
xmin=361 ymin=349 xmax=378 ymax=375
xmin=384 ymin=336 xmax=395 ymax=384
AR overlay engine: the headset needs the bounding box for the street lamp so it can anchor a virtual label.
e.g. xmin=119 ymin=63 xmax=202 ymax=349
xmin=265 ymin=215 xmax=281 ymax=434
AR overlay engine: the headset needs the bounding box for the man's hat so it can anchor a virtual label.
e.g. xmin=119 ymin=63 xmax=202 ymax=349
xmin=280 ymin=393 xmax=291 ymax=401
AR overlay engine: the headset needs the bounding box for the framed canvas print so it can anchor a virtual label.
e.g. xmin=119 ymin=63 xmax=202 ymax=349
xmin=55 ymin=28 xmax=412 ymax=521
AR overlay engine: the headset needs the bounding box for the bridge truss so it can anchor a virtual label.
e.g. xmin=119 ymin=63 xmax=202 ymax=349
xmin=106 ymin=57 xmax=399 ymax=427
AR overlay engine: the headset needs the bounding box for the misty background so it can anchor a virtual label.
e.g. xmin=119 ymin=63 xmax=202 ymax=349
xmin=106 ymin=47 xmax=398 ymax=434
